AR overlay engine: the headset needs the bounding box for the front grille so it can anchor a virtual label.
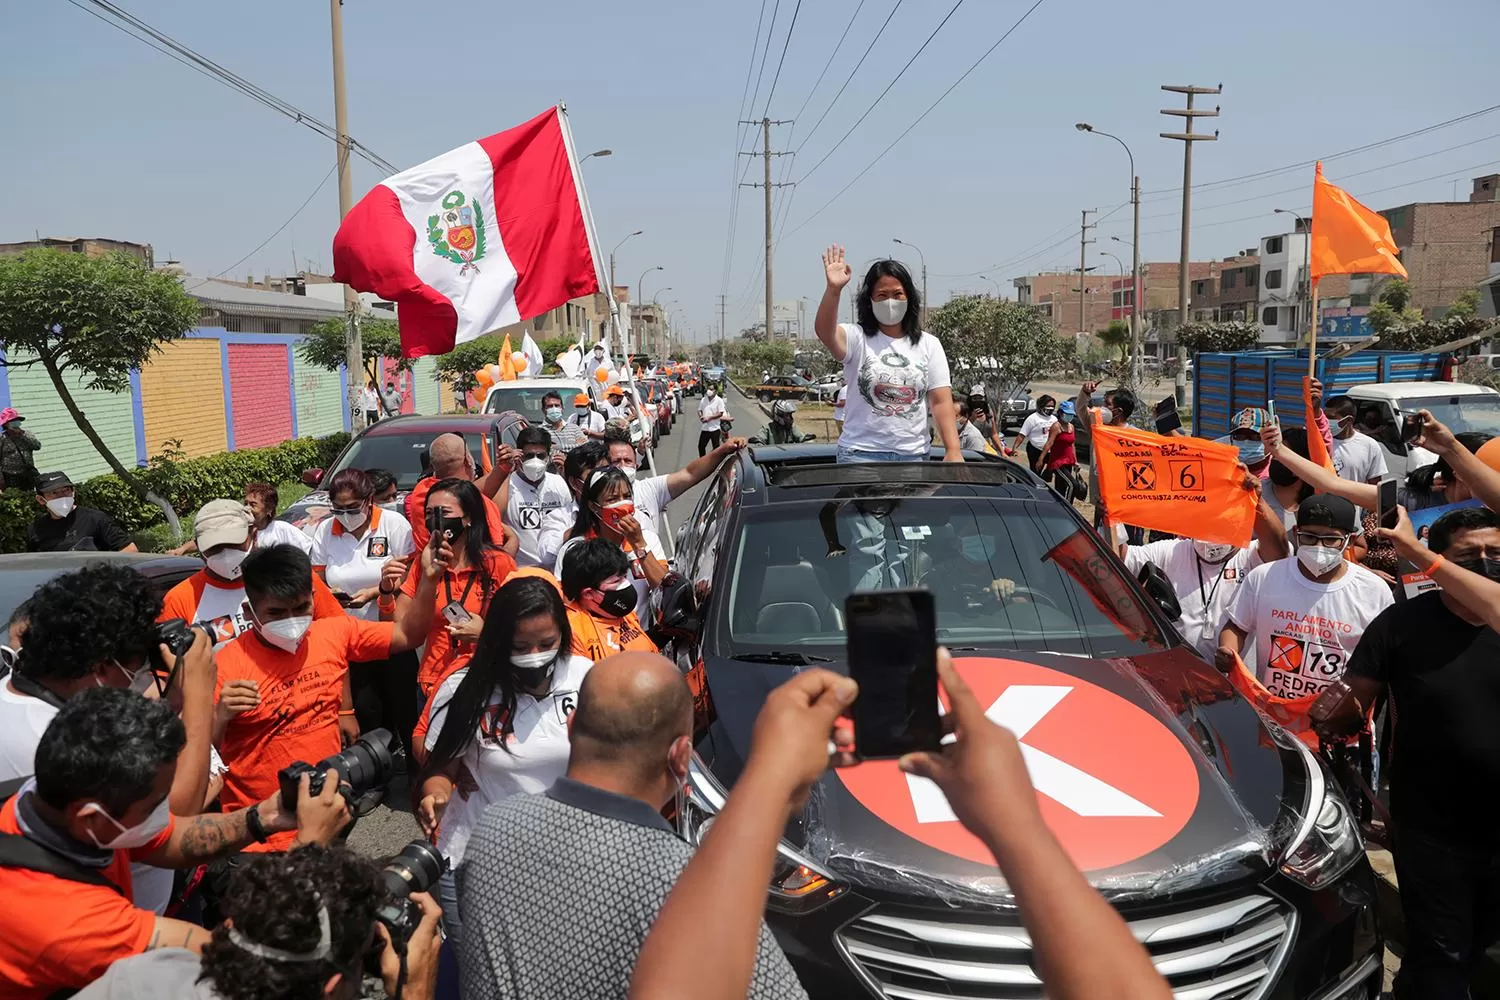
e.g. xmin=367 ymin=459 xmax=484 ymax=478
xmin=835 ymin=891 xmax=1296 ymax=1000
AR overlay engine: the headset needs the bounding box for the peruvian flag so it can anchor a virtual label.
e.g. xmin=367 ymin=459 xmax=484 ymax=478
xmin=333 ymin=106 xmax=601 ymax=358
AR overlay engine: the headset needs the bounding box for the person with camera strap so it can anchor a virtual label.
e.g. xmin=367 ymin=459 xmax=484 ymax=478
xmin=209 ymin=538 xmax=448 ymax=861
xmin=0 ymin=688 xmax=352 ymax=999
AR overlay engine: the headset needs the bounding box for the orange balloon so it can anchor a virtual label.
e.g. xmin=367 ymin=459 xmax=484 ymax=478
xmin=595 ymin=367 xmax=610 ymax=383
xmin=475 ymin=367 xmax=496 ymax=389
xmin=1477 ymin=437 xmax=1500 ymax=473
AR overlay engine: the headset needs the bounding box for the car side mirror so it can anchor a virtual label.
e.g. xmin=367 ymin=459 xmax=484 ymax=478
xmin=657 ymin=573 xmax=702 ymax=638
xmin=1138 ymin=563 xmax=1182 ymax=621
xmin=301 ymin=467 xmax=325 ymax=488
xmin=801 ymin=433 xmax=817 ymax=442
xmin=748 ymin=436 xmax=763 ymax=444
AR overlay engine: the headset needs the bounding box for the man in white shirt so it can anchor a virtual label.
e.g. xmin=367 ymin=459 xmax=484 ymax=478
xmin=604 ymin=429 xmax=747 ymax=538
xmin=832 ymin=384 xmax=847 ymax=432
xmin=504 ymin=427 xmax=575 ymax=569
xmin=570 ymin=392 xmax=606 ymax=441
xmin=697 ymin=385 xmax=727 ymax=456
xmin=1119 ymin=472 xmax=1289 ymax=659
xmin=244 ymin=482 xmax=313 ymax=553
xmin=1324 ymin=396 xmax=1389 ymax=485
xmin=1217 ymin=494 xmax=1393 ymax=697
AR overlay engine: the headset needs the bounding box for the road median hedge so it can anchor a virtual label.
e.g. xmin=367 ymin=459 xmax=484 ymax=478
xmin=0 ymin=432 xmax=350 ymax=553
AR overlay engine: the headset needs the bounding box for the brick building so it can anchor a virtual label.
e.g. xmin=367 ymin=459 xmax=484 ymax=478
xmin=0 ymin=236 xmax=154 ymax=267
xmin=1013 ymin=271 xmax=1117 ymax=335
xmin=1378 ymin=175 xmax=1500 ymax=316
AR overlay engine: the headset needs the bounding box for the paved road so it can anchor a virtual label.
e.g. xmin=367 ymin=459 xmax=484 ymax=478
xmin=1030 ymin=378 xmax=1194 ymax=411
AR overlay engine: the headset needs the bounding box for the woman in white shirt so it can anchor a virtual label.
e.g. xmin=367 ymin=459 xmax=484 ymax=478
xmin=814 ymin=246 xmax=962 ymax=464
xmin=1012 ymin=394 xmax=1059 ymax=468
xmin=308 ymin=468 xmax=419 ymax=757
xmin=417 ymin=575 xmax=592 ymax=943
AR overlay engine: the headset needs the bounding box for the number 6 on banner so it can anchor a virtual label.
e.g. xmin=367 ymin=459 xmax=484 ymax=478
xmin=1171 ymin=460 xmax=1204 ymax=492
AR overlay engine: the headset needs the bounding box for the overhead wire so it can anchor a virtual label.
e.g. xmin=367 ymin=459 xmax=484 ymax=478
xmin=760 ymin=0 xmax=804 ymax=119
xmin=184 ymin=164 xmax=339 ymax=289
xmin=721 ymin=0 xmax=775 ymax=295
xmin=792 ymin=0 xmax=905 ymax=160
xmin=785 ymin=0 xmax=1051 ymax=237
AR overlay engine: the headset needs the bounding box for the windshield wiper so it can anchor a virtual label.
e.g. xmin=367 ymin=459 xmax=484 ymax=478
xmin=731 ymin=652 xmax=834 ymax=665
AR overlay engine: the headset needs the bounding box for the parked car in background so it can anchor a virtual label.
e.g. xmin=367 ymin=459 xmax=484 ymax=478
xmin=752 ymin=373 xmax=833 ymax=403
xmin=0 ymin=552 xmax=204 ymax=641
xmin=997 ymin=384 xmax=1033 ymax=431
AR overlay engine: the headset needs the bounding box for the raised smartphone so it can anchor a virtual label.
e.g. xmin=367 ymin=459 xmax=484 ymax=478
xmin=844 ymin=589 xmax=942 ymax=760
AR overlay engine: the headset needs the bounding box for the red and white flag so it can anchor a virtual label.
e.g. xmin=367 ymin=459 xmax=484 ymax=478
xmin=333 ymin=106 xmax=601 ymax=358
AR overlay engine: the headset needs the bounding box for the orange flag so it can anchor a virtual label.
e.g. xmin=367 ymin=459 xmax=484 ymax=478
xmin=1091 ymin=419 xmax=1258 ymax=547
xmin=498 ymin=335 xmax=518 ymax=381
xmin=1310 ymin=162 xmax=1408 ymax=280
xmin=1302 ymin=376 xmax=1335 ymax=472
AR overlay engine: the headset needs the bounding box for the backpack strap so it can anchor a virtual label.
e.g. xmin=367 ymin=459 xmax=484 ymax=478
xmin=0 ymin=832 xmax=124 ymax=895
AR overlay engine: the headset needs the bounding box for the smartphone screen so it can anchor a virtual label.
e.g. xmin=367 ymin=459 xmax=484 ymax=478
xmin=1401 ymin=413 xmax=1424 ymax=444
xmin=1378 ymin=477 xmax=1399 ymax=530
xmin=845 ymin=589 xmax=942 ymax=759
xmin=1153 ymin=396 xmax=1181 ymax=435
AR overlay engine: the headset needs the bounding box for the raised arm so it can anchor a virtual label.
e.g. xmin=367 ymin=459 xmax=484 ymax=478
xmin=1415 ymin=410 xmax=1500 ymax=513
xmin=390 ymin=534 xmax=449 ymax=651
xmin=1378 ymin=504 xmax=1500 ymax=633
xmin=1260 ymin=425 xmax=1378 ymax=508
xmin=814 ymin=246 xmax=852 ymax=361
xmin=1248 ymin=472 xmax=1289 ymax=561
xmin=664 ymin=437 xmax=746 ymax=499
xmin=166 ymin=630 xmax=217 ymax=816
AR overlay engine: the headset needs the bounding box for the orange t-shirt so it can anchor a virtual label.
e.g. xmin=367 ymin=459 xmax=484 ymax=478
xmin=213 ymin=616 xmax=394 ymax=851
xmin=159 ymin=569 xmax=345 ymax=648
xmin=0 ymin=797 xmax=174 ymax=998
xmin=406 ymin=476 xmax=508 ymax=552
xmin=565 ymin=601 xmax=658 ymax=660
xmin=403 ymin=550 xmax=517 ymax=697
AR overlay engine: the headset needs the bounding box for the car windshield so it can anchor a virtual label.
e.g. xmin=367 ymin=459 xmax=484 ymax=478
xmin=483 ymin=384 xmax=583 ymax=422
xmin=1400 ymin=392 xmax=1500 ymax=437
xmin=331 ymin=434 xmax=486 ymax=490
xmin=716 ymin=496 xmax=1168 ymax=659
xmin=0 ymin=563 xmax=191 ymax=632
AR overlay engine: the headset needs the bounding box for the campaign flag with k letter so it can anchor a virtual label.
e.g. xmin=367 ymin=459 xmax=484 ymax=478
xmin=333 ymin=106 xmax=602 ymax=358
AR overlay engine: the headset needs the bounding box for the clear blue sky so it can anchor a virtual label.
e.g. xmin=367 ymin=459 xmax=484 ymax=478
xmin=4 ymin=0 xmax=1496 ymax=343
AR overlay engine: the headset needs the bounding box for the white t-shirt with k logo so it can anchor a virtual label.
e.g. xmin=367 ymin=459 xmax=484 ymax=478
xmin=838 ymin=323 xmax=952 ymax=457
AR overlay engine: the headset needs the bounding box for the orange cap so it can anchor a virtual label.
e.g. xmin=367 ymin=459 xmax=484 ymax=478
xmin=573 ymin=393 xmax=590 ymax=406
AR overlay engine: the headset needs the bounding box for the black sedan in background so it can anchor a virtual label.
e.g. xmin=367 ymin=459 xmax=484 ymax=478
xmin=654 ymin=446 xmax=1382 ymax=1000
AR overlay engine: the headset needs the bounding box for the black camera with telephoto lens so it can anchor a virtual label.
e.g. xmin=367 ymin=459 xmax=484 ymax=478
xmin=376 ymin=839 xmax=448 ymax=944
xmin=277 ymin=728 xmax=398 ymax=813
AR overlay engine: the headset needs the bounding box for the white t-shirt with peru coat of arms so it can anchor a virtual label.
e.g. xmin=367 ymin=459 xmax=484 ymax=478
xmin=838 ymin=323 xmax=952 ymax=457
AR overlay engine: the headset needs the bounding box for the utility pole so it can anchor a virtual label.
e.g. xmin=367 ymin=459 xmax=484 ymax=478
xmin=1130 ymin=175 xmax=1141 ymax=389
xmin=330 ymin=0 xmax=361 ymax=426
xmin=1161 ymin=83 xmax=1221 ymax=406
xmin=1076 ymin=209 xmax=1097 ymax=337
xmin=740 ymin=118 xmax=792 ymax=338
xmin=718 ymin=293 xmax=727 ymax=365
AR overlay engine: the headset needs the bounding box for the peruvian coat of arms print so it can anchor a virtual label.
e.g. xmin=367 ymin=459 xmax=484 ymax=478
xmin=427 ymin=190 xmax=487 ymax=275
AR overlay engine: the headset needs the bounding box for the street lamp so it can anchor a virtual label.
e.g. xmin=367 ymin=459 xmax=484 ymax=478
xmin=637 ymin=267 xmax=663 ymax=310
xmin=1274 ymin=208 xmax=1311 ymax=338
xmin=1111 ymin=235 xmax=1133 ymax=248
xmin=580 ymin=148 xmax=613 ymax=163
xmin=892 ymin=238 xmax=929 ymax=313
xmin=606 ymin=230 xmax=643 ymax=357
xmin=1076 ymin=122 xmax=1142 ymax=387
xmin=978 ymin=274 xmax=1002 ymax=298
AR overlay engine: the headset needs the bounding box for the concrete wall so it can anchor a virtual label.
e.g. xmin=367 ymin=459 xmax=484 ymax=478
xmin=292 ymin=352 xmax=347 ymax=439
xmin=140 ymin=338 xmax=229 ymax=459
xmin=227 ymin=343 xmax=295 ymax=448
xmin=0 ymin=348 xmax=137 ymax=481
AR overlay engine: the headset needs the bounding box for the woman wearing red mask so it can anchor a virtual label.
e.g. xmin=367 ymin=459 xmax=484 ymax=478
xmin=552 ymin=467 xmax=668 ymax=610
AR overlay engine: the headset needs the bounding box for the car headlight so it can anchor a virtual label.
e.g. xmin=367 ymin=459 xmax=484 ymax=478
xmin=678 ymin=753 xmax=847 ymax=914
xmin=1279 ymin=738 xmax=1364 ymax=890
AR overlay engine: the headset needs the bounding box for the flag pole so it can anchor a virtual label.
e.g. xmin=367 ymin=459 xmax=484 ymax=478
xmin=1306 ymin=278 xmax=1320 ymax=379
xmin=555 ymin=101 xmax=662 ymax=484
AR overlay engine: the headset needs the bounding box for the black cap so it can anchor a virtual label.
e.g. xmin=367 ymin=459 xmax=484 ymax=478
xmin=36 ymin=471 xmax=74 ymax=494
xmin=1296 ymin=493 xmax=1357 ymax=532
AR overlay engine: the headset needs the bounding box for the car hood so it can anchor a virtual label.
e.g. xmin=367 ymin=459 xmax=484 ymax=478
xmin=698 ymin=646 xmax=1293 ymax=905
xmin=280 ymin=492 xmax=410 ymax=532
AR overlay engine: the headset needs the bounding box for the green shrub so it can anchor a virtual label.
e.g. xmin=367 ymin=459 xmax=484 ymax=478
xmin=0 ymin=432 xmax=349 ymax=553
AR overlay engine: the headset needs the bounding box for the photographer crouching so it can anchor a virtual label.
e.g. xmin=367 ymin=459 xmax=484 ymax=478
xmin=0 ymin=688 xmax=352 ymax=998
xmin=74 ymin=844 xmax=442 ymax=1000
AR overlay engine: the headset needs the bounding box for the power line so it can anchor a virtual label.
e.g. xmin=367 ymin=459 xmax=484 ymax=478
xmin=760 ymin=0 xmax=804 ymax=119
xmin=745 ymin=0 xmax=784 ymax=130
xmin=788 ymin=0 xmax=868 ymax=128
xmin=793 ymin=0 xmax=905 ymax=159
xmin=62 ymin=0 xmax=399 ymax=175
xmin=722 ymin=0 xmax=776 ymax=293
xmin=786 ymin=0 xmax=1051 ymax=236
xmin=796 ymin=0 xmax=969 ymax=188
xmin=186 ymin=164 xmax=339 ymax=287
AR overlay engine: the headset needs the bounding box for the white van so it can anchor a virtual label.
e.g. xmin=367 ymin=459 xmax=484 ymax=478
xmin=1341 ymin=381 xmax=1500 ymax=475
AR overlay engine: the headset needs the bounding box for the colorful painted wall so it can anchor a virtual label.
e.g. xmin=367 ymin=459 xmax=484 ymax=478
xmin=0 ymin=327 xmax=449 ymax=485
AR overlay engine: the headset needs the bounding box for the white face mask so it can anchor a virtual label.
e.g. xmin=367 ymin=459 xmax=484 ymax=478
xmin=615 ymin=463 xmax=638 ymax=482
xmin=45 ymin=496 xmax=75 ymax=518
xmin=521 ymin=457 xmax=549 ymax=482
xmin=872 ymin=298 xmax=908 ymax=326
xmin=1192 ymin=540 xmax=1235 ymax=563
xmin=81 ymin=795 xmax=172 ymax=850
xmin=511 ymin=648 xmax=560 ymax=673
xmin=205 ymin=547 xmax=249 ymax=581
xmin=1297 ymin=542 xmax=1344 ymax=577
xmin=257 ymin=614 xmax=313 ymax=653
xmin=334 ymin=509 xmax=366 ymax=532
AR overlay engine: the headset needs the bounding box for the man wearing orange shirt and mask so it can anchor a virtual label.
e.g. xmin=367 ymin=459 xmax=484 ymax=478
xmin=560 ymin=538 xmax=658 ymax=660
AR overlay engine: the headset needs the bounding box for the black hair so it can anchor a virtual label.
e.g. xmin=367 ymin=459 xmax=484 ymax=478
xmin=423 ymin=577 xmax=571 ymax=770
xmin=602 ymin=424 xmax=633 ymax=447
xmin=568 ymin=466 xmax=634 ymax=541
xmin=16 ymin=563 xmax=162 ymax=682
xmin=241 ymin=543 xmax=315 ymax=605
xmin=366 ymin=468 xmax=397 ymax=496
xmin=541 ymin=391 xmax=563 ymax=407
xmin=427 ymin=478 xmax=501 ymax=592
xmin=1324 ymin=395 xmax=1356 ymax=419
xmin=1110 ymin=388 xmax=1137 ymax=420
xmin=564 ymin=441 xmax=609 ymax=489
xmin=956 ymin=399 xmax=973 ymax=418
xmin=1268 ymin=426 xmax=1317 ymax=500
xmin=855 ymin=259 xmax=922 ymax=342
xmin=326 ymin=467 xmax=373 ymax=501
xmin=516 ymin=426 xmax=551 ymax=452
xmin=1428 ymin=505 xmax=1500 ymax=554
xmin=7 ymin=594 xmax=34 ymax=631
xmin=199 ymin=844 xmax=384 ymax=1000
xmin=34 ymin=687 xmax=184 ymax=815
xmin=561 ymin=538 xmax=631 ymax=602
xmin=1407 ymin=431 xmax=1493 ymax=496
xmin=1036 ymin=394 xmax=1056 ymax=409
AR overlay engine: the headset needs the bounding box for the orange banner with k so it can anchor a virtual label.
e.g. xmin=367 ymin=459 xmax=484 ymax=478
xmin=1226 ymin=652 xmax=1320 ymax=749
xmin=1091 ymin=419 xmax=1257 ymax=548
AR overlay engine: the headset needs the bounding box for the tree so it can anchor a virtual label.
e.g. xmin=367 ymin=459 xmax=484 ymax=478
xmin=738 ymin=340 xmax=794 ymax=378
xmin=433 ymin=336 xmax=506 ymax=409
xmin=1367 ymin=277 xmax=1423 ymax=338
xmin=1175 ymin=320 xmax=1260 ymax=353
xmin=0 ymin=250 xmax=200 ymax=498
xmin=1096 ymin=320 xmax=1131 ymax=365
xmin=1447 ymin=288 xmax=1480 ymax=321
xmin=927 ymin=295 xmax=1074 ymax=395
xmin=297 ymin=314 xmax=411 ymax=383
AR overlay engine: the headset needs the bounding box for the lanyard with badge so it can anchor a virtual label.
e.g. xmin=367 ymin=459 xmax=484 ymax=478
xmin=442 ymin=570 xmax=480 ymax=625
xmin=1193 ymin=557 xmax=1228 ymax=647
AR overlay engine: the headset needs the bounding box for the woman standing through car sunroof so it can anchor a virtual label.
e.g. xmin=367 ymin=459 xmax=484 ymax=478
xmin=814 ymin=246 xmax=963 ymax=465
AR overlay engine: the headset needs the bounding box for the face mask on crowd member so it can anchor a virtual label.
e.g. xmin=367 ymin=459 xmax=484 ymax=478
xmin=1192 ymin=540 xmax=1236 ymax=563
xmin=515 ymin=426 xmax=553 ymax=485
xmin=1293 ymin=494 xmax=1357 ymax=580
xmin=605 ymin=438 xmax=639 ymax=482
xmin=36 ymin=472 xmax=77 ymax=519
xmin=196 ymin=499 xmax=257 ymax=581
xmin=505 ymin=588 xmax=567 ymax=692
xmin=563 ymin=441 xmax=609 ymax=502
xmin=1218 ymin=407 xmax=1270 ymax=467
xmin=543 ymin=394 xmax=565 ymax=425
xmin=560 ymin=538 xmax=638 ymax=621
xmin=241 ymin=544 xmax=319 ymax=653
xmin=326 ymin=476 xmax=373 ymax=535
